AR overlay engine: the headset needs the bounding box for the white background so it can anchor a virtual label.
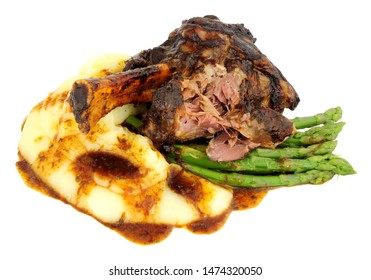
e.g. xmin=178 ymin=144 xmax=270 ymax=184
xmin=1 ymin=1 xmax=370 ymax=279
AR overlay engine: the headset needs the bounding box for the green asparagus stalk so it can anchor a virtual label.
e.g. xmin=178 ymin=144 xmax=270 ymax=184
xmin=316 ymin=156 xmax=356 ymax=175
xmin=279 ymin=122 xmax=345 ymax=147
xmin=181 ymin=162 xmax=336 ymax=188
xmin=125 ymin=115 xmax=143 ymax=129
xmin=173 ymin=145 xmax=355 ymax=175
xmin=185 ymin=141 xmax=337 ymax=159
xmin=250 ymin=141 xmax=337 ymax=158
xmin=291 ymin=107 xmax=342 ymax=129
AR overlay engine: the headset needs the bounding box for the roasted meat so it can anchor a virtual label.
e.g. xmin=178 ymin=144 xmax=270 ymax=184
xmin=70 ymin=15 xmax=299 ymax=161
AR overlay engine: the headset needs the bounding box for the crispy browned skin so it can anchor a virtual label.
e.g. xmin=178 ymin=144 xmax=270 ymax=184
xmin=69 ymin=63 xmax=172 ymax=132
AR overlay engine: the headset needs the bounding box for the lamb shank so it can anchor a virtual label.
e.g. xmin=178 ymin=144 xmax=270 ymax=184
xmin=69 ymin=15 xmax=299 ymax=161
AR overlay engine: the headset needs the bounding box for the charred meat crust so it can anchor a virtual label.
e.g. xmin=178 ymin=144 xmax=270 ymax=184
xmin=141 ymin=81 xmax=184 ymax=144
xmin=124 ymin=16 xmax=299 ymax=108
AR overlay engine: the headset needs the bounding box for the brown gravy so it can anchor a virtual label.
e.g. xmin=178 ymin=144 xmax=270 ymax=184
xmin=232 ymin=187 xmax=270 ymax=211
xmin=75 ymin=151 xmax=142 ymax=180
xmin=109 ymin=222 xmax=174 ymax=245
xmin=16 ymin=154 xmax=271 ymax=245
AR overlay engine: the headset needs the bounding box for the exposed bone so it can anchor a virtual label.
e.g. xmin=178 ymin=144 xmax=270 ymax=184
xmin=69 ymin=63 xmax=172 ymax=132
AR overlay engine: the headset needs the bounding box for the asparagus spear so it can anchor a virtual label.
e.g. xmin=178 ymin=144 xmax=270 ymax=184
xmin=291 ymin=107 xmax=342 ymax=129
xmin=181 ymin=162 xmax=336 ymax=188
xmin=125 ymin=115 xmax=143 ymax=129
xmin=250 ymin=141 xmax=337 ymax=158
xmin=184 ymin=141 xmax=337 ymax=159
xmin=279 ymin=122 xmax=345 ymax=147
xmin=173 ymin=145 xmax=355 ymax=175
